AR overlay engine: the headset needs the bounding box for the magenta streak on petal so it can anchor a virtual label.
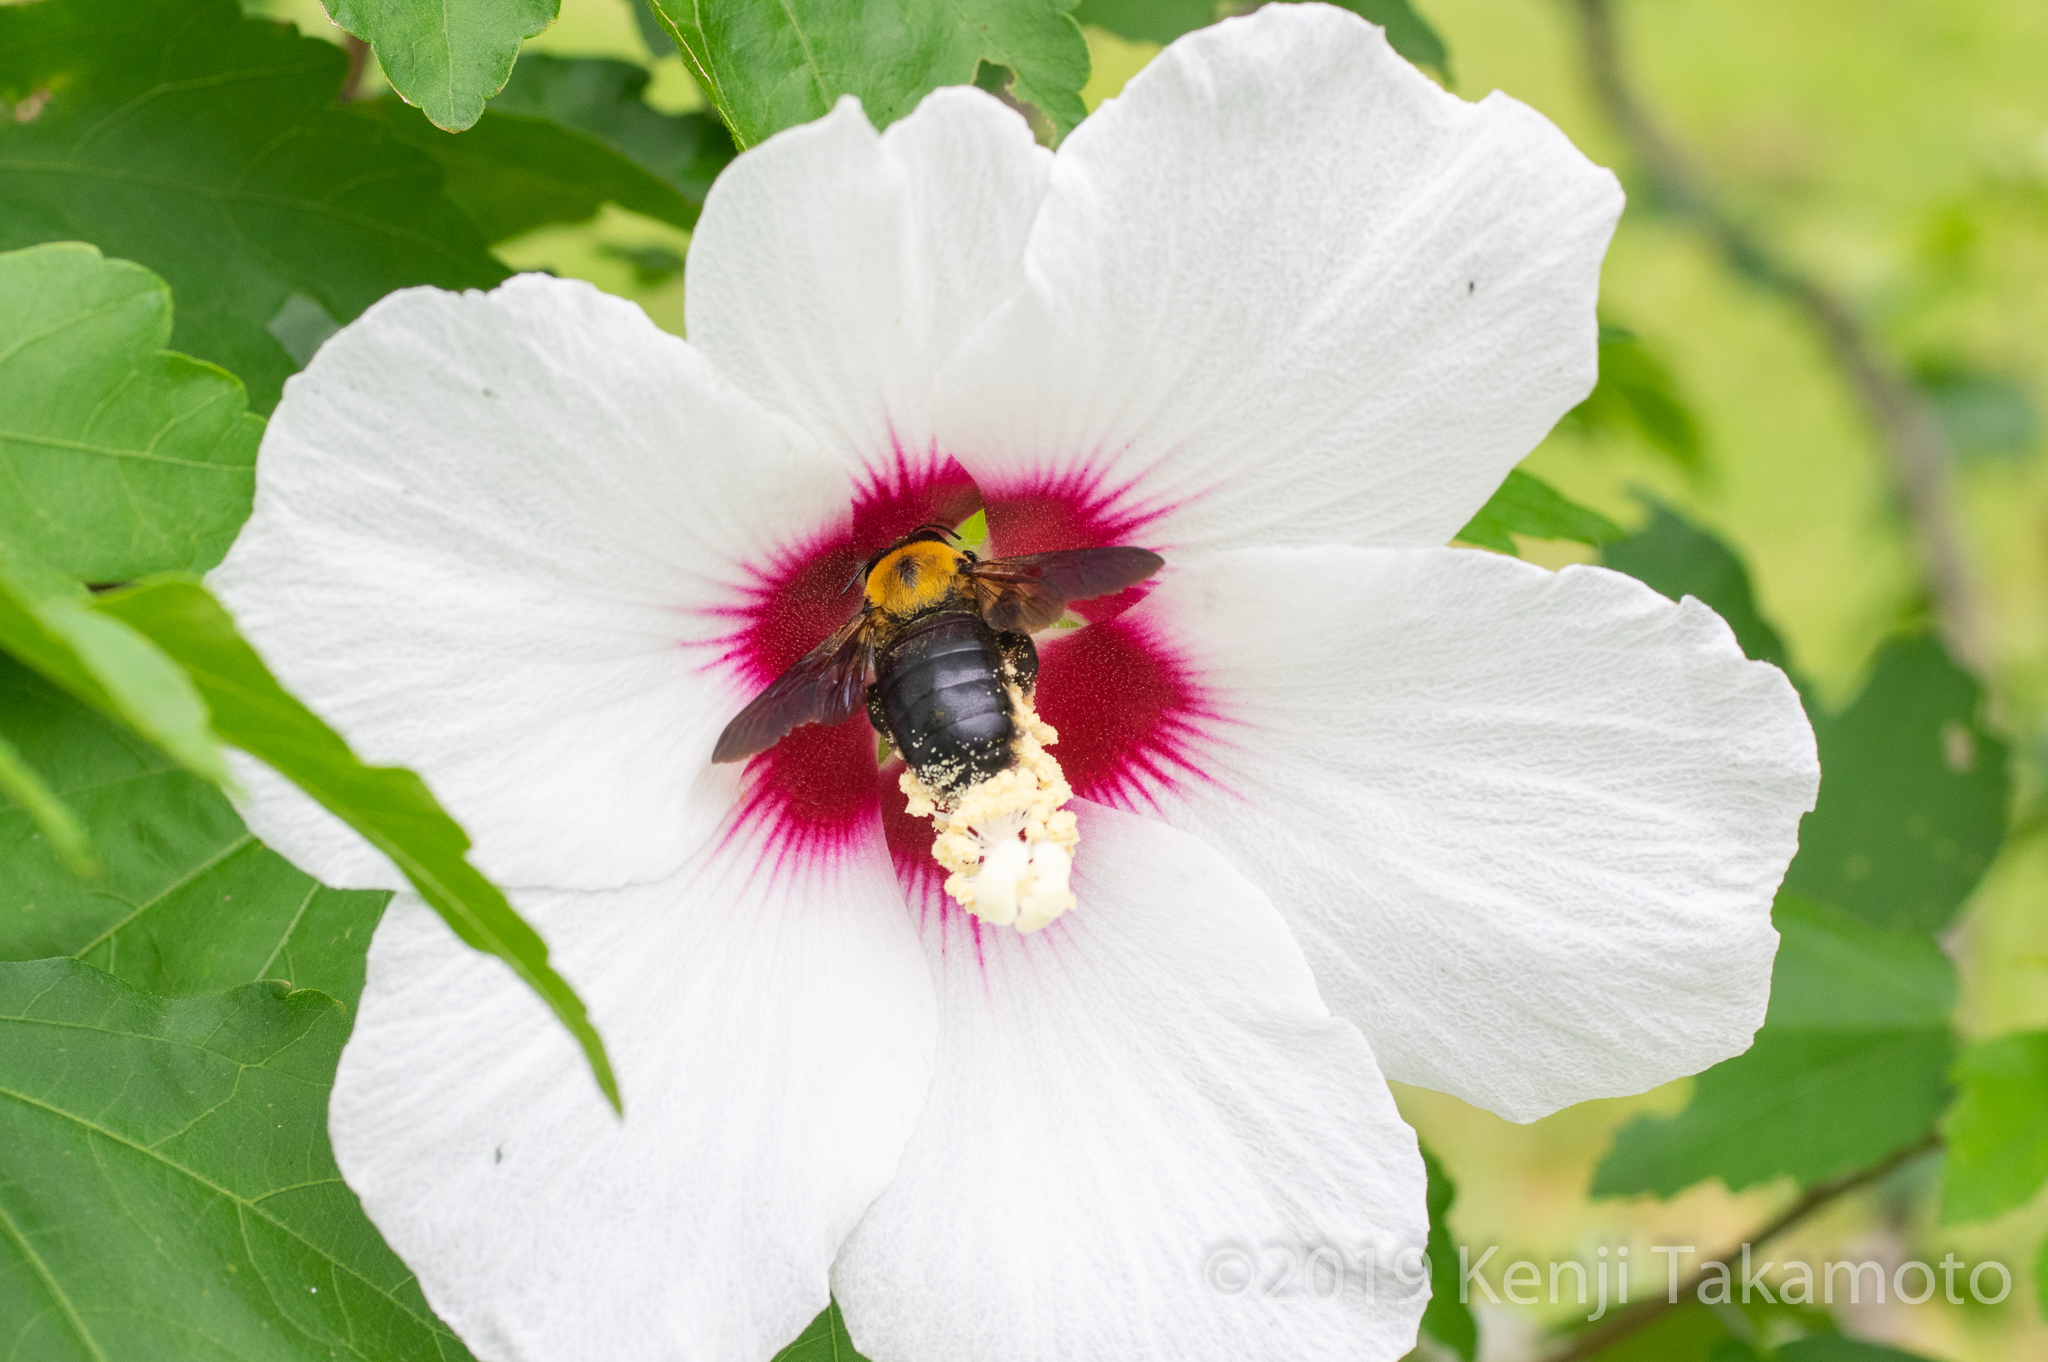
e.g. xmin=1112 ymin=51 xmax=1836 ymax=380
xmin=979 ymin=460 xmax=1184 ymax=622
xmin=854 ymin=438 xmax=981 ymax=550
xmin=701 ymin=448 xmax=986 ymax=883
xmin=1034 ymin=610 xmax=1236 ymax=813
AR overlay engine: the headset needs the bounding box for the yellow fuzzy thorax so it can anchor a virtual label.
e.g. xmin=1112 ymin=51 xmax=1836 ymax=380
xmin=863 ymin=541 xmax=968 ymax=618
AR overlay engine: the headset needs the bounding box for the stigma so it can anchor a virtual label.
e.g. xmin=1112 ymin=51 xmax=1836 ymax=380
xmin=899 ymin=684 xmax=1078 ymax=933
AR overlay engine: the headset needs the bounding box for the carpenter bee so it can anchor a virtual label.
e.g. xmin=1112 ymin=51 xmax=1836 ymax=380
xmin=712 ymin=527 xmax=1163 ymax=794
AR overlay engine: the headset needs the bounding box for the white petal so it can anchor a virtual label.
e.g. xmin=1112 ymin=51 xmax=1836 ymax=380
xmin=936 ymin=4 xmax=1622 ymax=555
xmin=1117 ymin=547 xmax=1819 ymax=1122
xmin=210 ymin=274 xmax=853 ymax=891
xmin=835 ymin=802 xmax=1428 ymax=1362
xmin=686 ymin=89 xmax=1051 ymax=472
xmin=329 ymin=823 xmax=935 ymax=1362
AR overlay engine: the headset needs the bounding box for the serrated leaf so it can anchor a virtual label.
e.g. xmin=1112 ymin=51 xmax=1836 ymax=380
xmin=1072 ymin=0 xmax=1449 ymax=77
xmin=652 ymin=0 xmax=1092 ymax=149
xmin=1783 ymin=633 xmax=2008 ymax=934
xmin=0 ymin=537 xmax=224 ymax=784
xmin=1419 ymin=1143 xmax=1477 ymax=1361
xmin=491 ymin=53 xmax=736 ymax=204
xmin=1594 ymin=894 xmax=1954 ymax=1198
xmin=1563 ymin=322 xmax=1704 ymax=471
xmin=0 ymin=243 xmax=259 ymax=581
xmin=0 ymin=656 xmax=385 ymax=1004
xmin=0 ymin=725 xmax=90 ymax=876
xmin=0 ymin=957 xmax=475 ymax=1362
xmin=94 ymin=577 xmax=620 ymax=1112
xmin=1454 ymin=468 xmax=1622 ymax=554
xmin=772 ymin=1301 xmax=872 ymax=1362
xmin=327 ymin=0 xmax=559 ymax=132
xmin=1939 ymin=1030 xmax=2048 ymax=1224
xmin=0 ymin=0 xmax=507 ymax=412
xmin=1600 ymin=501 xmax=1789 ymax=669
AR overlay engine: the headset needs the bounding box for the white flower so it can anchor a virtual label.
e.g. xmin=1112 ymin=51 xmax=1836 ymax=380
xmin=210 ymin=7 xmax=1817 ymax=1361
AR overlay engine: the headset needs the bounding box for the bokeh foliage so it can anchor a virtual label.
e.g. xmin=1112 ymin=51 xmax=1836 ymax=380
xmin=3 ymin=0 xmax=2045 ymax=1359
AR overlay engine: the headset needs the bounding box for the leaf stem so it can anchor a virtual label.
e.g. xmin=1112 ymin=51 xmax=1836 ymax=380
xmin=1564 ymin=0 xmax=1990 ymax=673
xmin=1541 ymin=1131 xmax=1943 ymax=1362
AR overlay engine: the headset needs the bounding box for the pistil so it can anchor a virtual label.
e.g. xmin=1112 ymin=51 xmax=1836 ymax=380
xmin=899 ymin=685 xmax=1078 ymax=932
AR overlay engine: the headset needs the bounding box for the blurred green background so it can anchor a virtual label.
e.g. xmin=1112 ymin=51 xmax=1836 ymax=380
xmin=247 ymin=2 xmax=2048 ymax=1356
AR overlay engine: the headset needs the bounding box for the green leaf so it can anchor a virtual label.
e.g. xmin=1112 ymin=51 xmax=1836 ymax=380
xmin=1912 ymin=357 xmax=2039 ymax=464
xmin=0 ymin=0 xmax=507 ymax=412
xmin=0 ymin=243 xmax=259 ymax=581
xmin=1419 ymin=1143 xmax=1477 ymax=1361
xmin=491 ymin=53 xmax=736 ymax=205
xmin=1070 ymin=0 xmax=1212 ymax=45
xmin=354 ymin=53 xmax=736 ymax=244
xmin=327 ymin=0 xmax=559 ymax=132
xmin=771 ymin=1301 xmax=872 ymax=1362
xmin=1777 ymin=1338 xmax=1942 ymax=1362
xmin=0 ymin=957 xmax=474 ymax=1362
xmin=1565 ymin=1302 xmax=1745 ymax=1362
xmin=1600 ymin=501 xmax=1790 ymax=670
xmin=355 ymin=100 xmax=702 ymax=243
xmin=1939 ymin=1030 xmax=2048 ymax=1224
xmin=1328 ymin=0 xmax=1449 ymax=77
xmin=0 ymin=726 xmax=90 ymax=877
xmin=1594 ymin=894 xmax=1954 ymax=1198
xmin=0 ymin=537 xmax=225 ymax=784
xmin=1454 ymin=468 xmax=1622 ymax=554
xmin=95 ymin=577 xmax=621 ymax=1112
xmin=0 ymin=656 xmax=385 ymax=1005
xmin=1072 ymin=0 xmax=1449 ymax=77
xmin=651 ymin=0 xmax=1092 ymax=149
xmin=1783 ymin=633 xmax=2009 ymax=934
xmin=1563 ymin=323 xmax=1705 ymax=472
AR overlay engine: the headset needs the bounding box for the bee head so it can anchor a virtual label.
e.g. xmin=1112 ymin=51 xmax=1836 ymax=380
xmin=841 ymin=522 xmax=963 ymax=595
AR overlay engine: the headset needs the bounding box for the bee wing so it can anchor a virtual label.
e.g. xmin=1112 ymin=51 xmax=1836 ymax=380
xmin=711 ymin=613 xmax=877 ymax=763
xmin=966 ymin=546 xmax=1165 ymax=633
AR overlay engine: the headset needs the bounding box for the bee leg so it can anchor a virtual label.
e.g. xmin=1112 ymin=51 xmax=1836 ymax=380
xmin=995 ymin=630 xmax=1040 ymax=694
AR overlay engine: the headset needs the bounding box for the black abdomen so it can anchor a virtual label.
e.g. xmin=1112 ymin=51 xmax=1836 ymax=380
xmin=871 ymin=611 xmax=1020 ymax=794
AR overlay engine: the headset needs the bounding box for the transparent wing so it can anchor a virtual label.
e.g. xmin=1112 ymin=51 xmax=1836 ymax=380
xmin=966 ymin=547 xmax=1165 ymax=632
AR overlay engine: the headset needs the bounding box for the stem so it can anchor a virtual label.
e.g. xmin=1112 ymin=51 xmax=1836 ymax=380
xmin=1565 ymin=0 xmax=1990 ymax=672
xmin=1541 ymin=1132 xmax=1942 ymax=1362
xmin=339 ymin=35 xmax=372 ymax=103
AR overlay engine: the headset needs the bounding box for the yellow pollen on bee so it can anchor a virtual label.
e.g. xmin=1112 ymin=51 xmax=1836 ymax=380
xmin=864 ymin=541 xmax=968 ymax=618
xmin=899 ymin=683 xmax=1079 ymax=933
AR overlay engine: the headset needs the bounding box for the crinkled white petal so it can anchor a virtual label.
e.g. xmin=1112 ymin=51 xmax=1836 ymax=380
xmin=329 ymin=825 xmax=935 ymax=1362
xmin=209 ymin=275 xmax=850 ymax=892
xmin=834 ymin=801 xmax=1429 ymax=1362
xmin=936 ymin=4 xmax=1621 ymax=554
xmin=1116 ymin=547 xmax=1818 ymax=1122
xmin=686 ymin=88 xmax=1051 ymax=469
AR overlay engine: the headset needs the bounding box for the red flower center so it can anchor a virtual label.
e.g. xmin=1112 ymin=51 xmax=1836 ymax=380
xmin=703 ymin=445 xmax=1222 ymax=901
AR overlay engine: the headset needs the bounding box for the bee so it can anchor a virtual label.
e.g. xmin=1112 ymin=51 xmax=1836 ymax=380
xmin=712 ymin=526 xmax=1164 ymax=794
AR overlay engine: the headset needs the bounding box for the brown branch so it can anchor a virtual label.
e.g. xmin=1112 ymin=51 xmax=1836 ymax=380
xmin=339 ymin=35 xmax=373 ymax=104
xmin=1541 ymin=1131 xmax=1943 ymax=1362
xmin=1565 ymin=0 xmax=1989 ymax=673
